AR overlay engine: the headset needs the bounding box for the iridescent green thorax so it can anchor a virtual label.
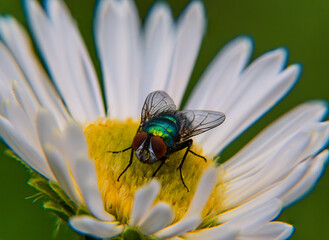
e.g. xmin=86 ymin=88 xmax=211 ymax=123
xmin=143 ymin=114 xmax=179 ymax=147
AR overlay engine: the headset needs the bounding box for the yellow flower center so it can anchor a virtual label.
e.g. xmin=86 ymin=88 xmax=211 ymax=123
xmin=84 ymin=119 xmax=225 ymax=225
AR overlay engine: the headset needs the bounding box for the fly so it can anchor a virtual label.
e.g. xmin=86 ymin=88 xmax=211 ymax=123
xmin=108 ymin=91 xmax=225 ymax=191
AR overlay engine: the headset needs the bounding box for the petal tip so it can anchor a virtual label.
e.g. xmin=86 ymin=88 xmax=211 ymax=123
xmin=274 ymin=47 xmax=289 ymax=63
xmin=184 ymin=0 xmax=206 ymax=22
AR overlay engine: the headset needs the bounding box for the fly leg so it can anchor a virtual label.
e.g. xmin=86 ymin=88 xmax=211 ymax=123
xmin=167 ymin=139 xmax=193 ymax=192
xmin=116 ymin=147 xmax=134 ymax=181
xmin=188 ymin=150 xmax=207 ymax=162
xmin=108 ymin=146 xmax=134 ymax=181
xmin=107 ymin=125 xmax=140 ymax=154
xmin=109 ymin=127 xmax=140 ymax=181
xmin=107 ymin=146 xmax=132 ymax=154
xmin=152 ymin=156 xmax=167 ymax=177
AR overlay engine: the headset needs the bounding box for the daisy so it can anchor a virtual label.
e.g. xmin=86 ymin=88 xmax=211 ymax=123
xmin=0 ymin=0 xmax=328 ymax=239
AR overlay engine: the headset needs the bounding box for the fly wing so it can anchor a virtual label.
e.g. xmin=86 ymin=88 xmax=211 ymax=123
xmin=141 ymin=91 xmax=177 ymax=125
xmin=177 ymin=110 xmax=225 ymax=140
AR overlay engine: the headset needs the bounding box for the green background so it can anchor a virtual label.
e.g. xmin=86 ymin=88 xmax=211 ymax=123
xmin=0 ymin=0 xmax=328 ymax=239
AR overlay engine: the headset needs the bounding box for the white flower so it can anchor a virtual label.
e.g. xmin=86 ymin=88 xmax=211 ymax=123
xmin=0 ymin=0 xmax=328 ymax=240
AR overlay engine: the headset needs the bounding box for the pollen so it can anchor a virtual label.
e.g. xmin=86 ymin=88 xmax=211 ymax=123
xmin=84 ymin=119 xmax=225 ymax=225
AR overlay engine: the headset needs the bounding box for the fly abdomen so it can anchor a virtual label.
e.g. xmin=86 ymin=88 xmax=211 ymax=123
xmin=143 ymin=114 xmax=179 ymax=147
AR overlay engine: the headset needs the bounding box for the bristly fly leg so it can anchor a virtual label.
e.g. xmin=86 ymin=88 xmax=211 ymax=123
xmin=167 ymin=139 xmax=194 ymax=192
xmin=152 ymin=156 xmax=167 ymax=177
xmin=188 ymin=150 xmax=207 ymax=162
xmin=107 ymin=146 xmax=133 ymax=181
xmin=107 ymin=146 xmax=132 ymax=154
xmin=117 ymin=147 xmax=134 ymax=181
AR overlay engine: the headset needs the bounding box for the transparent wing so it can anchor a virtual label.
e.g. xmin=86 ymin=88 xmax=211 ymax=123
xmin=141 ymin=91 xmax=177 ymax=125
xmin=177 ymin=110 xmax=226 ymax=140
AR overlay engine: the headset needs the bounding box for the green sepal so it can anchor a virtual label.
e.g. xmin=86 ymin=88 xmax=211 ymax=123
xmin=5 ymin=149 xmax=87 ymax=219
xmin=5 ymin=149 xmax=21 ymax=161
xmin=4 ymin=150 xmax=35 ymax=174
xmin=199 ymin=217 xmax=219 ymax=229
xmin=76 ymin=206 xmax=90 ymax=216
xmin=27 ymin=174 xmax=59 ymax=200
xmin=49 ymin=181 xmax=76 ymax=213
xmin=122 ymin=228 xmax=143 ymax=240
xmin=43 ymin=200 xmax=70 ymax=221
xmin=121 ymin=229 xmax=161 ymax=240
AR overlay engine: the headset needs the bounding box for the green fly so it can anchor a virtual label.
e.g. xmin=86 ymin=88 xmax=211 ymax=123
xmin=108 ymin=91 xmax=225 ymax=191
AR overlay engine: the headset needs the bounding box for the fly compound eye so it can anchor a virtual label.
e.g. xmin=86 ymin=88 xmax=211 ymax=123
xmin=151 ymin=136 xmax=166 ymax=159
xmin=132 ymin=132 xmax=148 ymax=150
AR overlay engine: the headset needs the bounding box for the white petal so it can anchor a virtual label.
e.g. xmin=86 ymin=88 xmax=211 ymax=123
xmin=60 ymin=123 xmax=112 ymax=220
xmin=165 ymin=1 xmax=206 ymax=106
xmin=223 ymin=133 xmax=310 ymax=208
xmin=218 ymin=184 xmax=283 ymax=223
xmin=0 ymin=16 xmax=69 ymax=128
xmin=139 ymin=202 xmax=173 ymax=235
xmin=25 ymin=0 xmax=100 ymax=122
xmin=2 ymin=100 xmax=38 ymax=148
xmin=223 ymin=101 xmax=327 ymax=181
xmin=195 ymin=48 xmax=288 ymax=148
xmin=43 ymin=145 xmax=82 ymax=204
xmin=73 ymin=157 xmax=114 ymax=221
xmin=186 ymin=36 xmax=252 ymax=110
xmin=242 ymin=222 xmax=293 ymax=240
xmin=46 ymin=0 xmax=104 ymax=119
xmin=223 ymin=101 xmax=327 ymax=168
xmin=0 ymin=116 xmax=54 ymax=180
xmin=69 ymin=216 xmax=123 ymax=239
xmin=224 ymin=121 xmax=328 ymax=187
xmin=225 ymin=199 xmax=282 ymax=232
xmin=201 ymin=62 xmax=301 ymax=154
xmin=11 ymin=82 xmax=38 ymax=122
xmin=297 ymin=122 xmax=329 ymax=161
xmin=35 ymin=108 xmax=59 ymax=146
xmin=185 ymin=167 xmax=217 ymax=218
xmin=35 ymin=108 xmax=83 ymax=203
xmin=150 ymin=167 xmax=217 ymax=238
xmin=221 ymin=159 xmax=310 ymax=215
xmin=95 ymin=0 xmax=141 ymax=119
xmin=155 ymin=215 xmax=201 ymax=239
xmin=184 ymin=224 xmax=238 ymax=240
xmin=63 ymin=122 xmax=89 ymax=169
xmin=140 ymin=2 xmax=174 ymax=107
xmin=281 ymin=150 xmax=329 ymax=206
xmin=60 ymin=122 xmax=113 ymax=220
xmin=130 ymin=180 xmax=160 ymax=226
xmin=186 ymin=200 xmax=283 ymax=240
xmin=0 ymin=41 xmax=37 ymax=103
xmin=221 ymin=48 xmax=287 ymax=111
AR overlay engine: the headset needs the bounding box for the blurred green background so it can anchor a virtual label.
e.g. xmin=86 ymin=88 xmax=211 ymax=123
xmin=0 ymin=0 xmax=328 ymax=239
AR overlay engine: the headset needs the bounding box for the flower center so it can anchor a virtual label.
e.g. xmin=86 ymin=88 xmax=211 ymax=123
xmin=84 ymin=119 xmax=225 ymax=225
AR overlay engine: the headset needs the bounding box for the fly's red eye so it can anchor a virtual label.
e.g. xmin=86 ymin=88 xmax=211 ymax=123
xmin=151 ymin=136 xmax=166 ymax=159
xmin=132 ymin=132 xmax=148 ymax=150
